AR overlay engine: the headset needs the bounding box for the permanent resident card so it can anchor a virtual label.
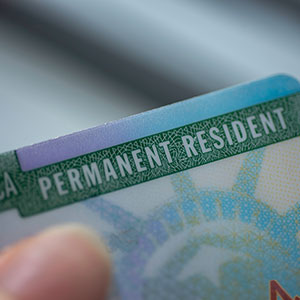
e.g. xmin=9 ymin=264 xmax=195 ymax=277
xmin=0 ymin=75 xmax=300 ymax=299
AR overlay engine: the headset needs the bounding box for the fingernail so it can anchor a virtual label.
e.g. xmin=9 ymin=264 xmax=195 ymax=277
xmin=0 ymin=224 xmax=111 ymax=300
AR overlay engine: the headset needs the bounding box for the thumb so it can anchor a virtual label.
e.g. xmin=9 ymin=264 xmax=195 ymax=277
xmin=0 ymin=224 xmax=111 ymax=300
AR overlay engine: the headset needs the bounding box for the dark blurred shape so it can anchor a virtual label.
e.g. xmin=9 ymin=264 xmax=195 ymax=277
xmin=1 ymin=0 xmax=300 ymax=104
xmin=0 ymin=1 xmax=200 ymax=105
xmin=1 ymin=0 xmax=300 ymax=152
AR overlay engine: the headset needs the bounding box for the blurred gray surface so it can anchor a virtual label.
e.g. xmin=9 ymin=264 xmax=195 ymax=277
xmin=0 ymin=18 xmax=151 ymax=152
xmin=0 ymin=0 xmax=300 ymax=152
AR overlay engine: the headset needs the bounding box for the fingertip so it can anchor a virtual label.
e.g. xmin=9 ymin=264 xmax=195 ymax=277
xmin=0 ymin=291 xmax=14 ymax=300
xmin=40 ymin=223 xmax=111 ymax=268
xmin=0 ymin=224 xmax=111 ymax=300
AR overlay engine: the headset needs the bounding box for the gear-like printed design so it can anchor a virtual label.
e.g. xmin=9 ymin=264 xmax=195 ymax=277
xmin=84 ymin=148 xmax=300 ymax=299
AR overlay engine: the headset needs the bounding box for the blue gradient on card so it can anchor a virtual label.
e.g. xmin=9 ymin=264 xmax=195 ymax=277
xmin=17 ymin=74 xmax=300 ymax=171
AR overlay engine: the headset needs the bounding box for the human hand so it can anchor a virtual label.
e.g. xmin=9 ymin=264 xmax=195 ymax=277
xmin=0 ymin=224 xmax=111 ymax=300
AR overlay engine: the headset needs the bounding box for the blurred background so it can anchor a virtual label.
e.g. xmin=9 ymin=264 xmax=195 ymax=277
xmin=0 ymin=0 xmax=300 ymax=153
